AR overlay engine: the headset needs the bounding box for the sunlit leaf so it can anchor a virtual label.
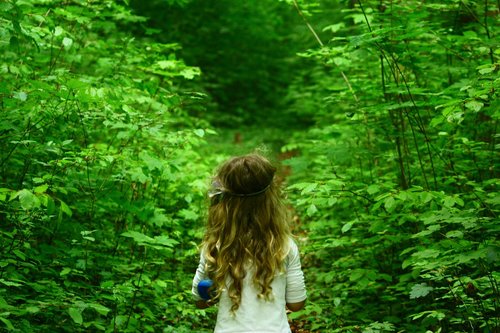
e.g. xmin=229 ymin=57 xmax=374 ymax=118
xmin=410 ymin=283 xmax=434 ymax=299
xmin=68 ymin=307 xmax=83 ymax=325
xmin=15 ymin=190 xmax=40 ymax=210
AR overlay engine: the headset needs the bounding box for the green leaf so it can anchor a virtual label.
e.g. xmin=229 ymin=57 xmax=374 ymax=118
xmin=44 ymin=195 xmax=56 ymax=213
xmin=410 ymin=283 xmax=434 ymax=299
xmin=156 ymin=279 xmax=168 ymax=288
xmin=412 ymin=248 xmax=441 ymax=259
xmin=157 ymin=60 xmax=177 ymax=69
xmin=115 ymin=315 xmax=128 ymax=327
xmin=0 ymin=317 xmax=14 ymax=330
xmin=323 ymin=23 xmax=345 ymax=33
xmin=14 ymin=91 xmax=27 ymax=101
xmin=68 ymin=307 xmax=83 ymax=325
xmin=420 ymin=191 xmax=434 ymax=204
xmin=465 ymin=100 xmax=483 ymax=112
xmin=306 ymin=204 xmax=317 ymax=216
xmin=411 ymin=310 xmax=446 ymax=321
xmin=178 ymin=209 xmax=198 ymax=221
xmin=153 ymin=236 xmax=179 ymax=248
xmin=384 ymin=196 xmax=396 ymax=212
xmin=301 ymin=182 xmax=317 ymax=195
xmin=442 ymin=196 xmax=455 ymax=208
xmin=12 ymin=249 xmax=25 ymax=260
xmin=0 ymin=279 xmax=23 ymax=287
xmin=121 ymin=231 xmax=179 ymax=250
xmin=89 ymin=303 xmax=111 ymax=316
xmin=32 ymin=177 xmax=45 ymax=184
xmin=366 ymin=184 xmax=380 ymax=195
xmin=15 ymin=189 xmax=40 ymax=210
xmin=0 ymin=188 xmax=10 ymax=202
xmin=129 ymin=167 xmax=149 ymax=184
xmin=180 ymin=67 xmax=201 ymax=79
xmin=54 ymin=26 xmax=63 ymax=36
xmin=60 ymin=200 xmax=72 ymax=217
xmin=194 ymin=129 xmax=205 ymax=137
xmin=412 ymin=224 xmax=440 ymax=238
xmin=477 ymin=65 xmax=496 ymax=74
xmin=139 ymin=152 xmax=163 ymax=171
xmin=0 ymin=297 xmax=11 ymax=310
xmin=34 ymin=184 xmax=49 ymax=193
xmin=341 ymin=222 xmax=353 ymax=233
xmin=26 ymin=306 xmax=40 ymax=314
xmin=349 ymin=269 xmax=364 ymax=282
xmin=62 ymin=37 xmax=73 ymax=49
xmin=327 ymin=197 xmax=337 ymax=206
xmin=445 ymin=230 xmax=463 ymax=238
xmin=67 ymin=79 xmax=89 ymax=90
xmin=121 ymin=231 xmax=154 ymax=246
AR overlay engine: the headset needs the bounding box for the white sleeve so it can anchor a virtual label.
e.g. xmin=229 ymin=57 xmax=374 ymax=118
xmin=191 ymin=253 xmax=207 ymax=300
xmin=285 ymin=239 xmax=307 ymax=303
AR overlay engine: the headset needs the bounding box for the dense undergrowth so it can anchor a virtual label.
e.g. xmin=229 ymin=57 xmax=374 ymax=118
xmin=280 ymin=1 xmax=499 ymax=331
xmin=0 ymin=0 xmax=498 ymax=332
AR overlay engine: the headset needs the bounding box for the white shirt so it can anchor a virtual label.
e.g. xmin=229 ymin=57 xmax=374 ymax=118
xmin=192 ymin=238 xmax=307 ymax=333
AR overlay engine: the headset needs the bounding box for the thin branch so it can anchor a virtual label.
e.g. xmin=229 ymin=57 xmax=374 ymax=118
xmin=483 ymin=0 xmax=496 ymax=64
xmin=359 ymin=0 xmax=438 ymax=189
xmin=292 ymin=0 xmax=359 ymax=103
xmin=292 ymin=0 xmax=323 ymax=47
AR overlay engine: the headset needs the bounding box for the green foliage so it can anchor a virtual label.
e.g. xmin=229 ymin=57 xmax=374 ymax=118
xmin=0 ymin=0 xmax=216 ymax=331
xmin=1 ymin=0 xmax=498 ymax=332
xmin=281 ymin=0 xmax=499 ymax=331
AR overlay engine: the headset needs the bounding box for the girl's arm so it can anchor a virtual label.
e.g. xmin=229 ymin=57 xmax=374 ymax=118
xmin=286 ymin=300 xmax=305 ymax=312
xmin=192 ymin=253 xmax=209 ymax=305
xmin=195 ymin=299 xmax=212 ymax=309
xmin=285 ymin=240 xmax=307 ymax=311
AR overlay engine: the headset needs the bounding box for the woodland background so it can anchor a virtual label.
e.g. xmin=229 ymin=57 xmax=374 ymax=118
xmin=0 ymin=0 xmax=498 ymax=332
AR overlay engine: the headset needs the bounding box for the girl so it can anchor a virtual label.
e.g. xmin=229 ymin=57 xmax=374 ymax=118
xmin=192 ymin=153 xmax=307 ymax=333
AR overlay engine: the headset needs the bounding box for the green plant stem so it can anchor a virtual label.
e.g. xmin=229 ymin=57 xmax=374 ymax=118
xmin=359 ymin=0 xmax=437 ymax=190
xmin=75 ymin=98 xmax=97 ymax=221
xmin=483 ymin=0 xmax=495 ymax=64
xmin=125 ymin=248 xmax=148 ymax=329
xmin=292 ymin=0 xmax=359 ymax=104
xmin=489 ymin=119 xmax=498 ymax=180
xmin=381 ymin=54 xmax=409 ymax=188
xmin=447 ymin=279 xmax=476 ymax=332
xmin=481 ymin=261 xmax=499 ymax=324
xmin=0 ymin=117 xmax=41 ymax=169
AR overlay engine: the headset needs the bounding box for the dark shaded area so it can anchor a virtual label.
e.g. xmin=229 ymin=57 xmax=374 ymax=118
xmin=131 ymin=0 xmax=308 ymax=127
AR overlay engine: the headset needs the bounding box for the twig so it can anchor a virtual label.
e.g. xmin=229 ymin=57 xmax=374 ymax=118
xmin=358 ymin=0 xmax=438 ymax=190
xmin=292 ymin=0 xmax=359 ymax=103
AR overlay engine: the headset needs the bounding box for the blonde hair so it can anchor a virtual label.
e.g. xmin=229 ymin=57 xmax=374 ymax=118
xmin=202 ymin=153 xmax=291 ymax=312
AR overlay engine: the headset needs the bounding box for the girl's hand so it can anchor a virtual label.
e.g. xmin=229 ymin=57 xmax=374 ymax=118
xmin=195 ymin=299 xmax=215 ymax=309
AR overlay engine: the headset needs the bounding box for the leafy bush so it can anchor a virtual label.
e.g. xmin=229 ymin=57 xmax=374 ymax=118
xmin=282 ymin=0 xmax=499 ymax=331
xmin=0 ymin=1 xmax=216 ymax=331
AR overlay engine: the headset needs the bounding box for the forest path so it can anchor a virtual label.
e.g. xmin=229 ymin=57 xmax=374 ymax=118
xmin=202 ymin=124 xmax=291 ymax=158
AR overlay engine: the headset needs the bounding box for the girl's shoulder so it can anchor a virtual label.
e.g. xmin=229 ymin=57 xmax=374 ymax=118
xmin=286 ymin=236 xmax=298 ymax=252
xmin=288 ymin=236 xmax=301 ymax=251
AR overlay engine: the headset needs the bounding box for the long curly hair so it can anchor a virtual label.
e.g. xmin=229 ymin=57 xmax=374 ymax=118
xmin=201 ymin=153 xmax=291 ymax=313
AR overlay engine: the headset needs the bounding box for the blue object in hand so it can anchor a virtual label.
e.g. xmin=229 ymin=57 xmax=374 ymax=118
xmin=197 ymin=279 xmax=214 ymax=301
